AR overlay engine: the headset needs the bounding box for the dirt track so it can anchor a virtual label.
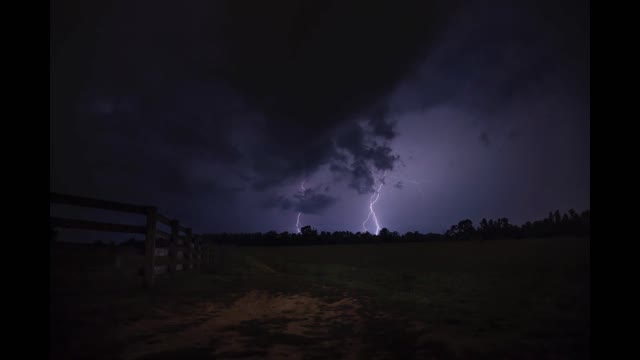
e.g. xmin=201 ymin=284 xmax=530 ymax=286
xmin=122 ymin=291 xmax=368 ymax=360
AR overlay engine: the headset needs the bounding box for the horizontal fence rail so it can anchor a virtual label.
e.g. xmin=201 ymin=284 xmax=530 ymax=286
xmin=50 ymin=217 xmax=147 ymax=234
xmin=50 ymin=192 xmax=211 ymax=287
xmin=50 ymin=192 xmax=149 ymax=214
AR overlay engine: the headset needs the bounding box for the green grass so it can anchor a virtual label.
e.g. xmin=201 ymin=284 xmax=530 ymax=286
xmin=237 ymin=237 xmax=590 ymax=359
xmin=51 ymin=237 xmax=589 ymax=359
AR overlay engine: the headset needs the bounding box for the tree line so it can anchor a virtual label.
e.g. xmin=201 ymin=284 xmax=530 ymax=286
xmin=444 ymin=209 xmax=590 ymax=241
xmin=200 ymin=208 xmax=590 ymax=246
xmin=72 ymin=208 xmax=589 ymax=247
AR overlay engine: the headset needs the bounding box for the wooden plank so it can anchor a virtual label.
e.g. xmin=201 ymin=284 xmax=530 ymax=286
xmin=154 ymin=265 xmax=168 ymax=275
xmin=50 ymin=192 xmax=148 ymax=214
xmin=154 ymin=248 xmax=169 ymax=257
xmin=185 ymin=228 xmax=193 ymax=270
xmin=50 ymin=217 xmax=146 ymax=234
xmin=155 ymin=257 xmax=188 ymax=263
xmin=156 ymin=257 xmax=188 ymax=265
xmin=157 ymin=213 xmax=172 ymax=226
xmin=139 ymin=264 xmax=182 ymax=275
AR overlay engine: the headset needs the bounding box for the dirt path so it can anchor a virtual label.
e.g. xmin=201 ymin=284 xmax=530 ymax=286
xmin=120 ymin=290 xmax=367 ymax=359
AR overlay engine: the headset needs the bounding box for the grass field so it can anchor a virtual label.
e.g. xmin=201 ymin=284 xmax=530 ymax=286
xmin=50 ymin=237 xmax=590 ymax=360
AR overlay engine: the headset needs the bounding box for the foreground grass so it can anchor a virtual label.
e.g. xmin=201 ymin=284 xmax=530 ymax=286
xmin=241 ymin=237 xmax=590 ymax=358
xmin=51 ymin=237 xmax=589 ymax=359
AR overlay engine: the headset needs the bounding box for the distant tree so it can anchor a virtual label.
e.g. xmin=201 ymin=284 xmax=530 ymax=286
xmin=554 ymin=210 xmax=562 ymax=224
xmin=447 ymin=219 xmax=475 ymax=240
xmin=568 ymin=208 xmax=578 ymax=220
xmin=445 ymin=224 xmax=458 ymax=239
xmin=300 ymin=225 xmax=317 ymax=237
xmin=458 ymin=219 xmax=474 ymax=230
xmin=478 ymin=218 xmax=489 ymax=240
xmin=198 ymin=207 xmax=589 ymax=246
xmin=580 ymin=210 xmax=590 ymax=222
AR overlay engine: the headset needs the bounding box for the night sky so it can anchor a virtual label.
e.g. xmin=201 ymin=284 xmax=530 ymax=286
xmin=50 ymin=0 xmax=590 ymax=237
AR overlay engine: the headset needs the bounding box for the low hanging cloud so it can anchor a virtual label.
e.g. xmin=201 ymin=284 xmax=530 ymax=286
xmin=51 ymin=0 xmax=459 ymax=232
xmin=296 ymin=193 xmax=338 ymax=215
xmin=329 ymin=117 xmax=400 ymax=194
xmin=263 ymin=186 xmax=338 ymax=215
xmin=479 ymin=132 xmax=491 ymax=147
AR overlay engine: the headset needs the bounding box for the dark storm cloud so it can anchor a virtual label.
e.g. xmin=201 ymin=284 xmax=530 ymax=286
xmin=328 ymin=118 xmax=400 ymax=194
xmin=345 ymin=160 xmax=375 ymax=195
xmin=51 ymin=0 xmax=588 ymax=234
xmin=264 ymin=187 xmax=338 ymax=215
xmin=367 ymin=145 xmax=400 ymax=171
xmin=214 ymin=0 xmax=459 ymax=188
xmin=247 ymin=111 xmax=401 ymax=196
xmin=297 ymin=193 xmax=338 ymax=215
xmin=51 ymin=0 xmax=459 ymax=209
xmin=263 ymin=195 xmax=294 ymax=211
xmin=391 ymin=0 xmax=588 ymax=123
xmin=219 ymin=0 xmax=458 ymax=125
xmin=479 ymin=132 xmax=490 ymax=147
xmin=246 ymin=135 xmax=339 ymax=191
xmin=368 ymin=108 xmax=397 ymax=140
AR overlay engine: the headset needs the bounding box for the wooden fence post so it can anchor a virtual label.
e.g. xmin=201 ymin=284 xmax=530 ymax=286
xmin=204 ymin=241 xmax=209 ymax=266
xmin=200 ymin=238 xmax=205 ymax=267
xmin=195 ymin=234 xmax=200 ymax=269
xmin=195 ymin=236 xmax=201 ymax=269
xmin=144 ymin=206 xmax=158 ymax=288
xmin=193 ymin=235 xmax=199 ymax=269
xmin=185 ymin=228 xmax=193 ymax=270
xmin=169 ymin=220 xmax=179 ymax=273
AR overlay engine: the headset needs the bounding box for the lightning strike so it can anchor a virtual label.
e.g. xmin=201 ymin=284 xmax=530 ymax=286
xmin=296 ymin=180 xmax=306 ymax=233
xmin=362 ymin=171 xmax=387 ymax=235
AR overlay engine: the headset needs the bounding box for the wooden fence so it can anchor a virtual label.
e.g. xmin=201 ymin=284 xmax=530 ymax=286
xmin=50 ymin=192 xmax=213 ymax=287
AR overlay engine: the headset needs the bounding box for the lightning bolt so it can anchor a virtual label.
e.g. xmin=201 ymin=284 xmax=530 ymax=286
xmin=296 ymin=180 xmax=306 ymax=233
xmin=362 ymin=171 xmax=387 ymax=235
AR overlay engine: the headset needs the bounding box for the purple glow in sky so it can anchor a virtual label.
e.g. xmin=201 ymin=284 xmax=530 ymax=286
xmin=51 ymin=0 xmax=589 ymax=240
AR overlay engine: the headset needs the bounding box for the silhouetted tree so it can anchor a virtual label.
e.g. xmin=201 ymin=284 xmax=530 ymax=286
xmin=568 ymin=208 xmax=578 ymax=220
xmin=200 ymin=207 xmax=589 ymax=246
xmin=554 ymin=210 xmax=562 ymax=224
xmin=300 ymin=225 xmax=317 ymax=237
